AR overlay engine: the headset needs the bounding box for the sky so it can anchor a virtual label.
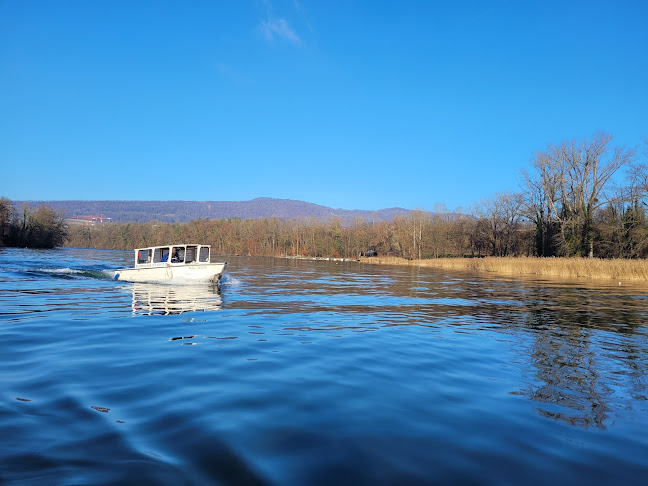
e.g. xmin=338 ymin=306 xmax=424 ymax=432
xmin=1 ymin=0 xmax=647 ymax=212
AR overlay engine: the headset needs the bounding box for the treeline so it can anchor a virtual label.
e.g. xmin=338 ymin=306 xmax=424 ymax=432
xmin=0 ymin=198 xmax=68 ymax=249
xmin=61 ymin=195 xmax=647 ymax=260
xmin=65 ymin=214 xmax=481 ymax=259
xmin=65 ymin=133 xmax=648 ymax=260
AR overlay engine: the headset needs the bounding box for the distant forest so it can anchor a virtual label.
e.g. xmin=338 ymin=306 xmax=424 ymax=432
xmin=8 ymin=133 xmax=648 ymax=259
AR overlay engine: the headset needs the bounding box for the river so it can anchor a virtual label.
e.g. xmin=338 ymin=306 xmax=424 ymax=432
xmin=1 ymin=247 xmax=647 ymax=485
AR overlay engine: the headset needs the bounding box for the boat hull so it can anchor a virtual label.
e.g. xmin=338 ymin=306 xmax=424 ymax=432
xmin=114 ymin=262 xmax=226 ymax=284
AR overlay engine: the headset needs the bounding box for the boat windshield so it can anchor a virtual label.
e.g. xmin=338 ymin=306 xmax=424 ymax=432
xmin=199 ymin=247 xmax=210 ymax=262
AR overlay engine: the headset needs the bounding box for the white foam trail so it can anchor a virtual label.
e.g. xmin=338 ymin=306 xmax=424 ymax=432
xmin=42 ymin=268 xmax=83 ymax=275
xmin=38 ymin=267 xmax=118 ymax=280
xmin=221 ymin=274 xmax=241 ymax=286
xmin=100 ymin=270 xmax=118 ymax=279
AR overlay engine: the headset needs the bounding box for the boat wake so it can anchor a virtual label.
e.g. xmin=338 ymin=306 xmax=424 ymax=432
xmin=220 ymin=273 xmax=241 ymax=287
xmin=16 ymin=267 xmax=117 ymax=281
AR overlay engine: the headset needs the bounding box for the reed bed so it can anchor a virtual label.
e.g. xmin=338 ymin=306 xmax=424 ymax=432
xmin=359 ymin=256 xmax=648 ymax=282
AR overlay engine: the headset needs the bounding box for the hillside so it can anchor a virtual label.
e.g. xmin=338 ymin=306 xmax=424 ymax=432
xmin=16 ymin=198 xmax=414 ymax=224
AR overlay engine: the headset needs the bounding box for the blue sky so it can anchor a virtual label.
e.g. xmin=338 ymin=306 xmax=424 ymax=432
xmin=1 ymin=0 xmax=646 ymax=211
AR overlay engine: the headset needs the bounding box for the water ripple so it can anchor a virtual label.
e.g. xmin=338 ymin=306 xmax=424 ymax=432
xmin=1 ymin=250 xmax=648 ymax=484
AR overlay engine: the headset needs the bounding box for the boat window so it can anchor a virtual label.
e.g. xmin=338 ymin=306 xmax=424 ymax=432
xmin=185 ymin=246 xmax=197 ymax=263
xmin=137 ymin=249 xmax=152 ymax=264
xmin=154 ymin=247 xmax=170 ymax=263
xmin=171 ymin=247 xmax=184 ymax=263
xmin=199 ymin=247 xmax=210 ymax=262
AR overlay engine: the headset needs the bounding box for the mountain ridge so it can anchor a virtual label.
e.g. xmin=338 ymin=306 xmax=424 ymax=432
xmin=16 ymin=198 xmax=415 ymax=225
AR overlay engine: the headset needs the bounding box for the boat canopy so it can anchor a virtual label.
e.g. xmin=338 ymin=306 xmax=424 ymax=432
xmin=134 ymin=244 xmax=211 ymax=267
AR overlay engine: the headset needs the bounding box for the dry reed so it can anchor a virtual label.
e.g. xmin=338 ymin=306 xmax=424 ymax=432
xmin=359 ymin=256 xmax=648 ymax=282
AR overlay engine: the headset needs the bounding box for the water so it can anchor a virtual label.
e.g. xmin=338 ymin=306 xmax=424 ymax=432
xmin=1 ymin=248 xmax=647 ymax=485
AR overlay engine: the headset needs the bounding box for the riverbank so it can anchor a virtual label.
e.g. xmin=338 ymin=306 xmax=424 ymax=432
xmin=359 ymin=256 xmax=648 ymax=282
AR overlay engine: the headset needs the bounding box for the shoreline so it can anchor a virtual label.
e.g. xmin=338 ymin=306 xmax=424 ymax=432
xmin=358 ymin=256 xmax=648 ymax=283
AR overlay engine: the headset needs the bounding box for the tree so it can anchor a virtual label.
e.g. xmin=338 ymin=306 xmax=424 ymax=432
xmin=523 ymin=133 xmax=634 ymax=257
xmin=473 ymin=193 xmax=524 ymax=256
xmin=393 ymin=210 xmax=430 ymax=260
xmin=0 ymin=199 xmax=68 ymax=248
xmin=0 ymin=197 xmax=12 ymax=246
xmin=27 ymin=205 xmax=68 ymax=248
xmin=521 ymin=164 xmax=560 ymax=256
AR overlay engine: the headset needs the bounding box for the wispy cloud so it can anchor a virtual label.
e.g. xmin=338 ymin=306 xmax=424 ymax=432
xmin=260 ymin=17 xmax=302 ymax=45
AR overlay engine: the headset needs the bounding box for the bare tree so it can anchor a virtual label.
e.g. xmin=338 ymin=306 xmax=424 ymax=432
xmin=409 ymin=209 xmax=430 ymax=260
xmin=476 ymin=192 xmax=524 ymax=256
xmin=523 ymin=133 xmax=634 ymax=257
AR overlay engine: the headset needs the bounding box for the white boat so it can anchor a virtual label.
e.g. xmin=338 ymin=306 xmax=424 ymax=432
xmin=114 ymin=244 xmax=227 ymax=284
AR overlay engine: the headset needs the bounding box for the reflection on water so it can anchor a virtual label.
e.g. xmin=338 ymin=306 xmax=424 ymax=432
xmin=520 ymin=302 xmax=648 ymax=429
xmin=222 ymin=258 xmax=648 ymax=436
xmin=129 ymin=282 xmax=223 ymax=315
xmin=500 ymin=284 xmax=648 ymax=430
xmin=529 ymin=327 xmax=608 ymax=428
xmin=1 ymin=249 xmax=648 ymax=485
